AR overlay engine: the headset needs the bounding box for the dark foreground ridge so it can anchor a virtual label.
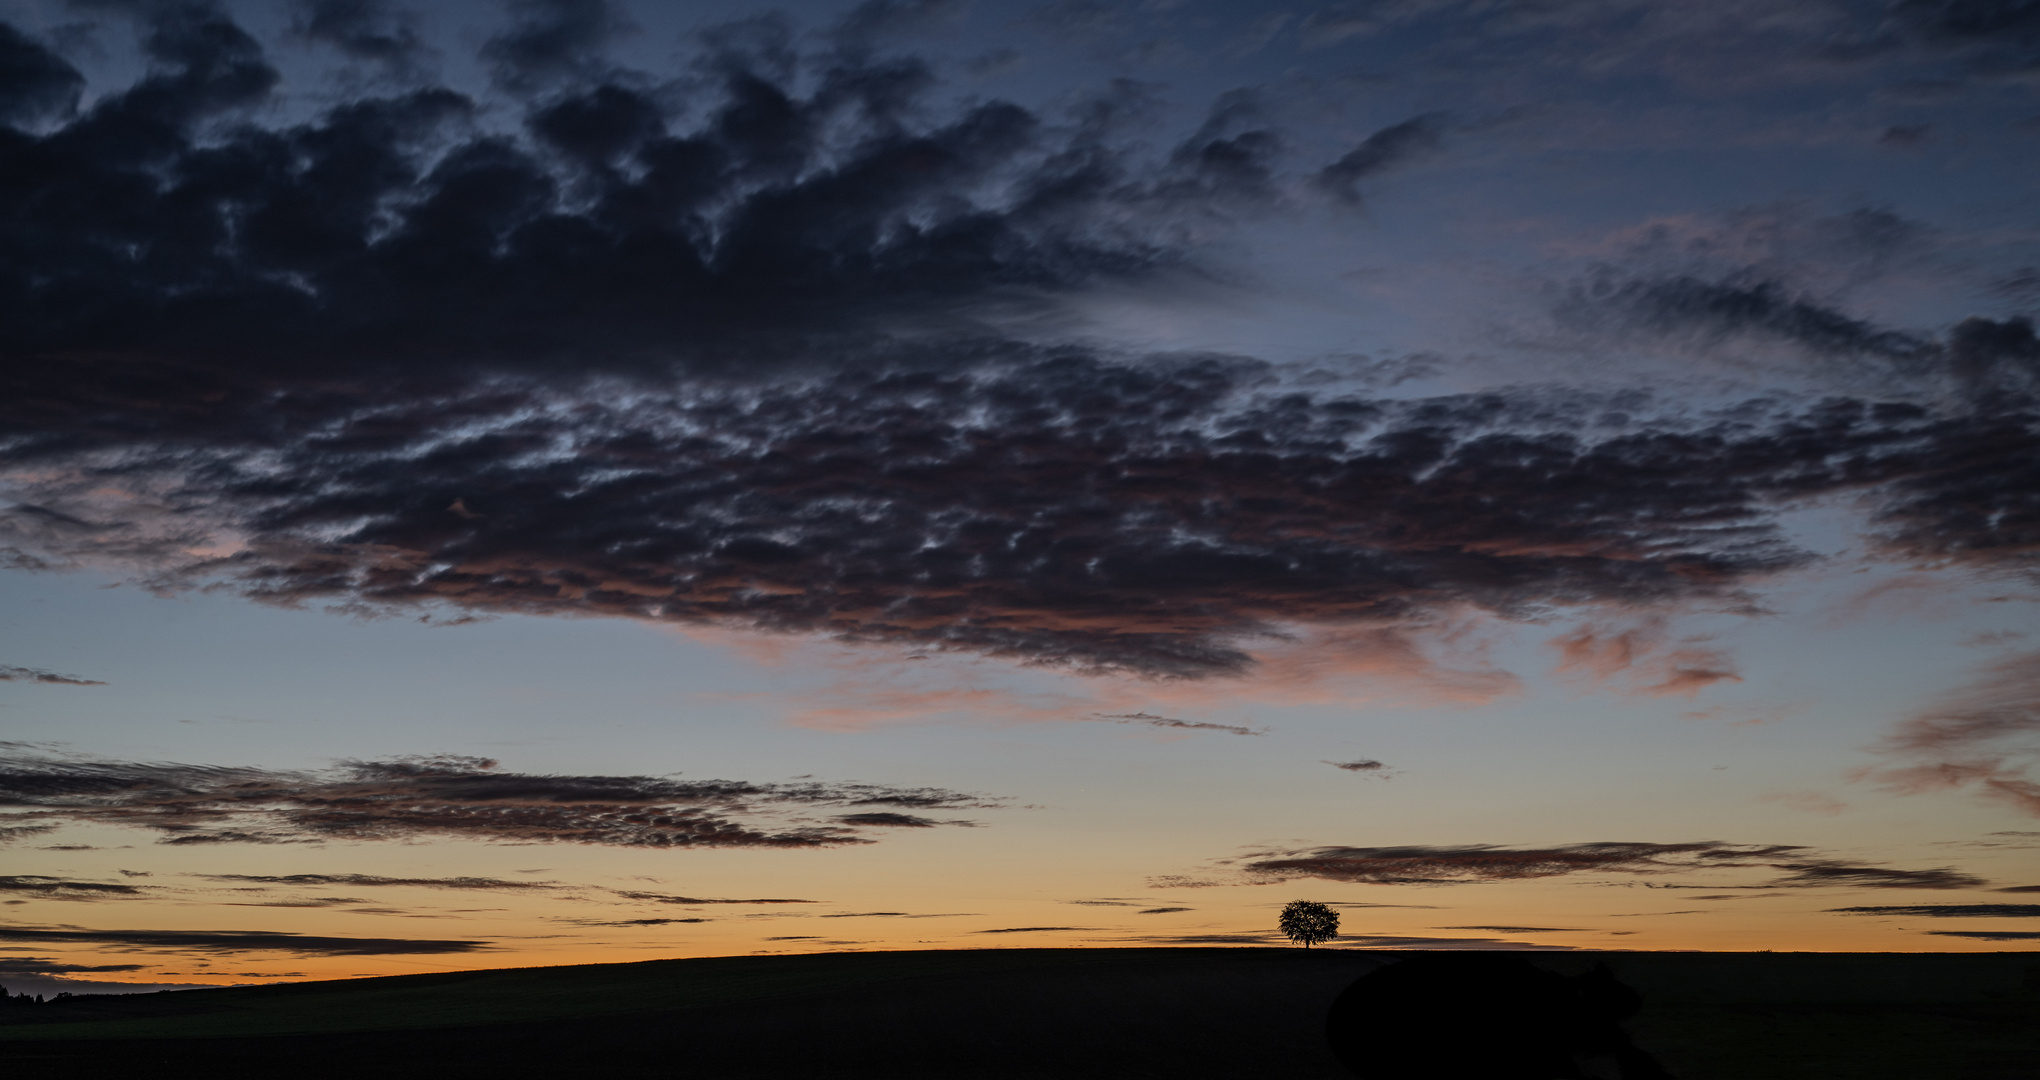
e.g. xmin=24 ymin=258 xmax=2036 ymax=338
xmin=1 ymin=948 xmax=2036 ymax=1079
xmin=1327 ymin=953 xmax=1673 ymax=1079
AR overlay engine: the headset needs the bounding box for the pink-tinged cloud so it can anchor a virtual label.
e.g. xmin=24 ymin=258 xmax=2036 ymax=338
xmin=709 ymin=620 xmax=1518 ymax=733
xmin=1759 ymin=791 xmax=1849 ymax=816
xmin=1222 ymin=623 xmax=1524 ymax=707
xmin=1551 ymin=619 xmax=1741 ymax=697
xmin=1855 ymin=648 xmax=2040 ymax=817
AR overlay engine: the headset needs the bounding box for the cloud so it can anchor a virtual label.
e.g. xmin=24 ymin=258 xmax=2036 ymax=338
xmin=195 ymin=873 xmax=560 ymax=890
xmin=1324 ymin=759 xmax=1390 ymax=774
xmin=1924 ymin=929 xmax=2040 ymax=941
xmin=1344 ymin=933 xmax=1580 ymax=950
xmin=1550 ymin=620 xmax=1741 ymax=697
xmin=817 ymin=911 xmax=975 ymax=918
xmin=973 ymin=925 xmax=1089 ymax=933
xmin=0 ymin=875 xmax=147 ymax=900
xmin=0 ymin=926 xmax=487 ymax=955
xmin=1855 ymin=648 xmax=2040 ymax=817
xmin=1230 ymin=841 xmax=1789 ymax=884
xmin=0 ymin=972 xmax=214 ymax=996
xmin=1759 ymin=791 xmax=1849 ymax=816
xmin=1551 ymin=275 xmax=1933 ymax=367
xmin=1763 ymin=863 xmax=1985 ymax=890
xmin=1093 ymin=712 xmax=1262 ymax=736
xmin=1311 ymin=113 xmax=1451 ymax=205
xmin=0 ymin=665 xmax=104 ymax=686
xmin=1137 ymin=907 xmax=1191 ymax=914
xmin=1866 ymin=0 xmax=2040 ymax=81
xmin=292 ymin=0 xmax=428 ymax=72
xmin=1120 ymin=931 xmax=1283 ymax=945
xmin=7 ymin=364 xmax=1923 ymax=679
xmin=0 ymin=750 xmax=999 ymax=848
xmin=833 ymin=812 xmax=953 ymax=826
xmin=608 ymin=891 xmax=817 ymax=905
xmin=483 ymin=0 xmax=633 ymax=92
xmin=0 ymin=10 xmax=2032 ymax=687
xmin=1434 ymin=925 xmax=1585 ymax=933
xmin=0 ymin=10 xmax=1306 ymax=382
xmin=1021 ymin=1 xmax=1123 ymax=45
xmin=1209 ymin=841 xmax=1985 ymax=889
xmin=1828 ymin=904 xmax=2040 ymax=918
xmin=1879 ymin=124 xmax=1931 ymax=147
xmin=831 ymin=0 xmax=969 ymax=46
xmin=0 ymin=22 xmax=84 ymax=125
xmin=0 ymin=957 xmax=144 ymax=975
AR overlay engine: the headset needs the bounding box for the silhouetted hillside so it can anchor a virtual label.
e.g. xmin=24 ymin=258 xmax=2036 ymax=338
xmin=1 ymin=948 xmax=2035 ymax=1079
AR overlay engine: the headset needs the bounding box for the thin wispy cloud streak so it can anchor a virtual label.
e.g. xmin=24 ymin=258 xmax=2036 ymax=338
xmin=0 ymin=874 xmax=148 ymax=900
xmin=0 ymin=926 xmax=488 ymax=956
xmin=0 ymin=751 xmax=998 ymax=848
xmin=0 ymin=664 xmax=104 ymax=686
xmin=1828 ymin=904 xmax=2040 ymax=918
xmin=1171 ymin=841 xmax=1987 ymax=890
xmin=1094 ymin=712 xmax=1262 ymax=736
xmin=608 ymin=890 xmax=815 ymax=905
xmin=196 ymin=873 xmax=561 ymax=889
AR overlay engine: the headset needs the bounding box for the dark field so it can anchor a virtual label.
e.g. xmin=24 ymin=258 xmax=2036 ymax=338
xmin=2 ymin=948 xmax=2035 ymax=1079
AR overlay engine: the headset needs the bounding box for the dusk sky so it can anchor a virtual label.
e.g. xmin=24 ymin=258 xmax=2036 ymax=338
xmin=2 ymin=0 xmax=2038 ymax=996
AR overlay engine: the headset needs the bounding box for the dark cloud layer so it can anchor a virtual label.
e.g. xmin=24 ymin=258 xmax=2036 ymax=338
xmin=9 ymin=353 xmax=2036 ymax=679
xmin=0 ymin=925 xmax=485 ymax=955
xmin=0 ymin=6 xmax=2031 ymax=689
xmin=1221 ymin=841 xmax=1986 ymax=890
xmin=0 ymin=751 xmax=996 ymax=848
xmin=0 ymin=5 xmax=1325 ymax=379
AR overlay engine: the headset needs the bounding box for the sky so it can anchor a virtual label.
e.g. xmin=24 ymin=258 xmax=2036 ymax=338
xmin=0 ymin=0 xmax=2037 ymax=996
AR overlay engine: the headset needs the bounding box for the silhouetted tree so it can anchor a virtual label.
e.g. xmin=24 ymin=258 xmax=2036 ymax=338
xmin=1278 ymin=899 xmax=1339 ymax=949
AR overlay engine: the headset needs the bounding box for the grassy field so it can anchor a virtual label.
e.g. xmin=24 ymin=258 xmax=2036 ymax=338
xmin=2 ymin=948 xmax=2035 ymax=1078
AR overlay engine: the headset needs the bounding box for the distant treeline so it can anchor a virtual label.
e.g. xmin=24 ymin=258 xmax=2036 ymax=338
xmin=0 ymin=985 xmax=75 ymax=1006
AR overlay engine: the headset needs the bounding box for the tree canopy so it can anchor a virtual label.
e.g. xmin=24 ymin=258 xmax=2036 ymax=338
xmin=1278 ymin=899 xmax=1339 ymax=949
